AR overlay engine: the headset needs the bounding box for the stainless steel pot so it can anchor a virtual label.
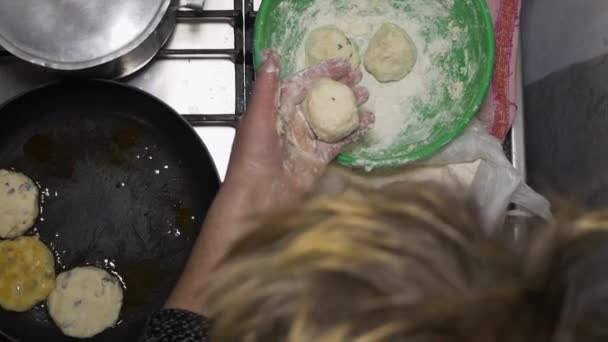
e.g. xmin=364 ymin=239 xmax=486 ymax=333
xmin=0 ymin=0 xmax=203 ymax=79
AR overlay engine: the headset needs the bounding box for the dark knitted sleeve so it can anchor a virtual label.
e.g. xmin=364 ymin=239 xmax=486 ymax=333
xmin=140 ymin=309 xmax=211 ymax=342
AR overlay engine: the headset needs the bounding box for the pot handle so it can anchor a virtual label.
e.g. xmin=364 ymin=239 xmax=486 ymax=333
xmin=178 ymin=0 xmax=205 ymax=11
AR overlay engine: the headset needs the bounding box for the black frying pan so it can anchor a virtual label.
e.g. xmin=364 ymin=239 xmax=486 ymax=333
xmin=0 ymin=81 xmax=220 ymax=341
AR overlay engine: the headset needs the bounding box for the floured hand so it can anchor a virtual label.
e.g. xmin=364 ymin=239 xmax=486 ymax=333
xmin=276 ymin=51 xmax=374 ymax=190
xmin=226 ymin=49 xmax=373 ymax=208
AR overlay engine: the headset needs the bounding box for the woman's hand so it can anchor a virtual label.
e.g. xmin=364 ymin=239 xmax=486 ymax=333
xmin=226 ymin=50 xmax=373 ymax=206
xmin=164 ymin=50 xmax=372 ymax=315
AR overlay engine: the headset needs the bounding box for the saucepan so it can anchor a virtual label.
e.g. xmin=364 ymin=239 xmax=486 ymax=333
xmin=0 ymin=0 xmax=204 ymax=79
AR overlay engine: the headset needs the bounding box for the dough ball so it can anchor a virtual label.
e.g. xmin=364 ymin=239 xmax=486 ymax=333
xmin=304 ymin=78 xmax=359 ymax=143
xmin=0 ymin=237 xmax=55 ymax=312
xmin=0 ymin=170 xmax=39 ymax=238
xmin=305 ymin=25 xmax=361 ymax=68
xmin=48 ymin=267 xmax=123 ymax=338
xmin=364 ymin=23 xmax=417 ymax=83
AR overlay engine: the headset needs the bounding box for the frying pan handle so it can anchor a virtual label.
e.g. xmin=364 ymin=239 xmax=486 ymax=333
xmin=178 ymin=0 xmax=205 ymax=11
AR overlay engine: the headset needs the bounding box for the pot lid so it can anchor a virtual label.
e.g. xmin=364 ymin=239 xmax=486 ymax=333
xmin=0 ymin=0 xmax=172 ymax=70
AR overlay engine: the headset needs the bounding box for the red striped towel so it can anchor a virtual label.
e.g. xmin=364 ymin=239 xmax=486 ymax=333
xmin=477 ymin=0 xmax=521 ymax=141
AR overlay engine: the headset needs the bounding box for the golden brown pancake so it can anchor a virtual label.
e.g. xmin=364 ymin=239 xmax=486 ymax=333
xmin=0 ymin=237 xmax=55 ymax=312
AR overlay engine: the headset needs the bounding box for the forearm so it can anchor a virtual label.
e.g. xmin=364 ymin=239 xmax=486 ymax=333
xmin=164 ymin=181 xmax=257 ymax=315
xmin=164 ymin=171 xmax=301 ymax=315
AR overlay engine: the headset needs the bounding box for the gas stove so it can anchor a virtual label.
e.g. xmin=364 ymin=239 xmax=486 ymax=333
xmin=0 ymin=0 xmax=262 ymax=180
xmin=0 ymin=0 xmax=525 ymax=180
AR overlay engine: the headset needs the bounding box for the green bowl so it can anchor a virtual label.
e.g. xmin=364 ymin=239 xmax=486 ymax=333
xmin=254 ymin=0 xmax=495 ymax=169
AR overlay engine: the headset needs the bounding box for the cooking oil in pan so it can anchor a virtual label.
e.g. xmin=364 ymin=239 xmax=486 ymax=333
xmin=111 ymin=128 xmax=138 ymax=150
xmin=23 ymin=132 xmax=79 ymax=178
xmin=119 ymin=265 xmax=158 ymax=308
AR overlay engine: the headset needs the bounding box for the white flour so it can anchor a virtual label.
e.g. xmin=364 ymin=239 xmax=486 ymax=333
xmin=274 ymin=0 xmax=469 ymax=169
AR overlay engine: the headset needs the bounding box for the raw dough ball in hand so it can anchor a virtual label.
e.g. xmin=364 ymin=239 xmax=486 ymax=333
xmin=0 ymin=169 xmax=39 ymax=238
xmin=304 ymin=78 xmax=359 ymax=143
xmin=305 ymin=25 xmax=361 ymax=68
xmin=48 ymin=267 xmax=123 ymax=339
xmin=364 ymin=23 xmax=417 ymax=83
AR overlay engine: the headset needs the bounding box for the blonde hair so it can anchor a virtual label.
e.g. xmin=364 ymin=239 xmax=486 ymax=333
xmin=207 ymin=183 xmax=551 ymax=341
